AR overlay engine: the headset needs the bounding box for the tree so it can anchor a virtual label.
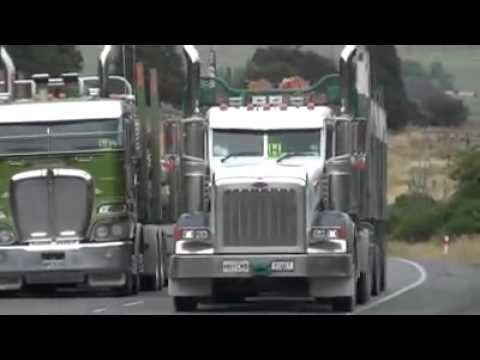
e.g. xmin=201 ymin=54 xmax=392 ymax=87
xmin=246 ymin=46 xmax=337 ymax=86
xmin=368 ymin=45 xmax=414 ymax=130
xmin=424 ymin=92 xmax=469 ymax=127
xmin=4 ymin=45 xmax=83 ymax=77
xmin=113 ymin=45 xmax=185 ymax=106
xmin=402 ymin=59 xmax=468 ymax=127
xmin=430 ymin=62 xmax=455 ymax=90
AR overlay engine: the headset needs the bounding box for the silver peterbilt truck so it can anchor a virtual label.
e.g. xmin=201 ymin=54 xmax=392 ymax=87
xmin=167 ymin=45 xmax=388 ymax=313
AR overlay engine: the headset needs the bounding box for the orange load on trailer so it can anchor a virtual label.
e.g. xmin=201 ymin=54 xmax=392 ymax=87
xmin=279 ymin=76 xmax=310 ymax=90
xmin=248 ymin=79 xmax=274 ymax=91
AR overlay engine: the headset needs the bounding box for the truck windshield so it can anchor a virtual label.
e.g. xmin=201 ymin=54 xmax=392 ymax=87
xmin=0 ymin=119 xmax=123 ymax=155
xmin=267 ymin=130 xmax=322 ymax=158
xmin=213 ymin=130 xmax=264 ymax=158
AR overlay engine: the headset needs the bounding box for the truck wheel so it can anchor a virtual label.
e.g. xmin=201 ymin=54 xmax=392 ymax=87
xmin=141 ymin=227 xmax=164 ymax=292
xmin=160 ymin=231 xmax=170 ymax=288
xmin=357 ymin=269 xmax=372 ymax=305
xmin=372 ymin=249 xmax=381 ymax=297
xmin=332 ymin=297 xmax=355 ymax=313
xmin=174 ymin=297 xmax=199 ymax=312
xmin=115 ymin=273 xmax=139 ymax=297
xmin=380 ymin=248 xmax=387 ymax=292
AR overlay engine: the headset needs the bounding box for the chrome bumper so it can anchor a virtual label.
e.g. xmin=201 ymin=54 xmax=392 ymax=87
xmin=170 ymin=254 xmax=354 ymax=279
xmin=0 ymin=242 xmax=134 ymax=290
xmin=169 ymin=254 xmax=356 ymax=298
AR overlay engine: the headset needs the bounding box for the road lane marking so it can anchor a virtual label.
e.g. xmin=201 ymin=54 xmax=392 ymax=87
xmin=123 ymin=301 xmax=144 ymax=308
xmin=93 ymin=308 xmax=107 ymax=314
xmin=354 ymin=257 xmax=428 ymax=315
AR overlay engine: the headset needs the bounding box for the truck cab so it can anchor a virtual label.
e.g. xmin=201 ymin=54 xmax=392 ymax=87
xmin=207 ymin=104 xmax=332 ymax=256
xmin=168 ymin=45 xmax=388 ymax=313
xmin=0 ymin=46 xmax=143 ymax=294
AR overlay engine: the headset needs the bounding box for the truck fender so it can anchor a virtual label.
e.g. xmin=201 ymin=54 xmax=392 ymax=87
xmin=177 ymin=212 xmax=210 ymax=228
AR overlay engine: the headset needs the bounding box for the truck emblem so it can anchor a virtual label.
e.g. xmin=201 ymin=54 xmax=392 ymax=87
xmin=252 ymin=182 xmax=268 ymax=189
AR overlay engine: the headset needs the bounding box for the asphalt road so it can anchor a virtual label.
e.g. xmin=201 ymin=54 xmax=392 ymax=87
xmin=1 ymin=257 xmax=479 ymax=315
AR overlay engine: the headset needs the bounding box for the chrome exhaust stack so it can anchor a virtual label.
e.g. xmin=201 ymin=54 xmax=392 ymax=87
xmin=0 ymin=46 xmax=16 ymax=101
xmin=339 ymin=45 xmax=358 ymax=115
xmin=208 ymin=47 xmax=217 ymax=90
xmin=182 ymin=45 xmax=207 ymax=214
xmin=98 ymin=45 xmax=113 ymax=98
xmin=183 ymin=45 xmax=201 ymax=117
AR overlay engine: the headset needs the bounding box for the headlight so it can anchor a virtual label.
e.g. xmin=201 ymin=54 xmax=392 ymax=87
xmin=175 ymin=227 xmax=212 ymax=254
xmin=312 ymin=227 xmax=347 ymax=241
xmin=310 ymin=227 xmax=348 ymax=254
xmin=95 ymin=225 xmax=110 ymax=239
xmin=93 ymin=221 xmax=131 ymax=242
xmin=182 ymin=230 xmax=195 ymax=240
xmin=0 ymin=229 xmax=15 ymax=245
xmin=178 ymin=229 xmax=210 ymax=241
xmin=195 ymin=230 xmax=210 ymax=240
xmin=313 ymin=229 xmax=327 ymax=240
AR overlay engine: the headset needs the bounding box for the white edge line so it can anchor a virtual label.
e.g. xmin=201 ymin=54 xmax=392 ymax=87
xmin=123 ymin=301 xmax=145 ymax=308
xmin=354 ymin=257 xmax=428 ymax=315
xmin=93 ymin=308 xmax=107 ymax=314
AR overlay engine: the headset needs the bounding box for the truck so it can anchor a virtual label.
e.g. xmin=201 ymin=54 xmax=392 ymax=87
xmin=0 ymin=45 xmax=169 ymax=295
xmin=168 ymin=45 xmax=388 ymax=313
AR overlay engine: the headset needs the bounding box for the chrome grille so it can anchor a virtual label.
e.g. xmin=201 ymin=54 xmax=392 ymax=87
xmin=218 ymin=185 xmax=305 ymax=252
xmin=11 ymin=170 xmax=93 ymax=242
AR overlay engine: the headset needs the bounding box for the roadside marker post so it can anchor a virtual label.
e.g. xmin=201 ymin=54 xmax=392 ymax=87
xmin=443 ymin=235 xmax=450 ymax=256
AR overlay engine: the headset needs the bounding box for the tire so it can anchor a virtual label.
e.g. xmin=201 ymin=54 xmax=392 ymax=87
xmin=372 ymin=249 xmax=381 ymax=297
xmin=332 ymin=297 xmax=355 ymax=313
xmin=115 ymin=273 xmax=139 ymax=297
xmin=160 ymin=231 xmax=170 ymax=288
xmin=380 ymin=248 xmax=387 ymax=293
xmin=141 ymin=227 xmax=164 ymax=292
xmin=377 ymin=223 xmax=387 ymax=293
xmin=357 ymin=269 xmax=372 ymax=305
xmin=174 ymin=297 xmax=199 ymax=312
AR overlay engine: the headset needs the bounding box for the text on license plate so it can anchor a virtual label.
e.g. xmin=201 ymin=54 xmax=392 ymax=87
xmin=271 ymin=261 xmax=295 ymax=272
xmin=223 ymin=261 xmax=250 ymax=273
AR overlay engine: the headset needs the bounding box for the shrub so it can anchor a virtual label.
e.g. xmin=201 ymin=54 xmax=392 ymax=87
xmin=388 ymin=193 xmax=445 ymax=242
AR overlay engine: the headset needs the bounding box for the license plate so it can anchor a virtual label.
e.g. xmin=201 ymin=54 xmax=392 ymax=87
xmin=271 ymin=261 xmax=295 ymax=272
xmin=42 ymin=253 xmax=66 ymax=267
xmin=223 ymin=260 xmax=250 ymax=274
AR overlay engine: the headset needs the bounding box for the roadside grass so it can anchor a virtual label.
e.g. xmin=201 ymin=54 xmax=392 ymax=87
xmin=387 ymin=127 xmax=459 ymax=204
xmin=388 ymin=237 xmax=480 ymax=265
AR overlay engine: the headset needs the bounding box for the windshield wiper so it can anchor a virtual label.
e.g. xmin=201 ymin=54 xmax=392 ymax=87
xmin=221 ymin=152 xmax=260 ymax=163
xmin=276 ymin=152 xmax=318 ymax=163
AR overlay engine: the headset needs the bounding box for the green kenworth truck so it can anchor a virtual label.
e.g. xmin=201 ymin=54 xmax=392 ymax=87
xmin=0 ymin=45 xmax=172 ymax=295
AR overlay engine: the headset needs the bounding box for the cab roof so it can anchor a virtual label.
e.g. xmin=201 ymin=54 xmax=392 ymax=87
xmin=208 ymin=106 xmax=332 ymax=131
xmin=0 ymin=99 xmax=123 ymax=123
